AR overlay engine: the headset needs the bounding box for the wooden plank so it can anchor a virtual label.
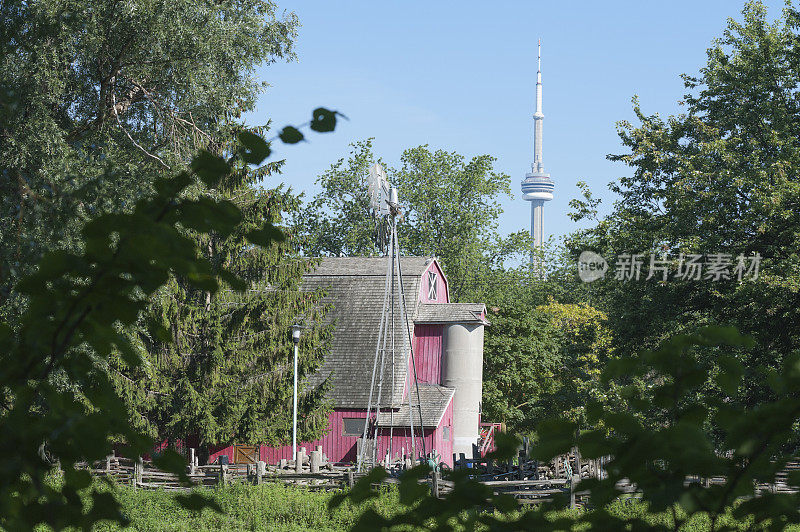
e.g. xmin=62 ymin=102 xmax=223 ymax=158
xmin=481 ymin=479 xmax=569 ymax=487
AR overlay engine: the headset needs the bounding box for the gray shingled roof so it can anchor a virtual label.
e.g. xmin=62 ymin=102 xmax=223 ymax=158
xmin=304 ymin=257 xmax=432 ymax=408
xmin=308 ymin=256 xmax=432 ymax=278
xmin=414 ymin=303 xmax=488 ymax=324
xmin=375 ymin=384 xmax=455 ymax=428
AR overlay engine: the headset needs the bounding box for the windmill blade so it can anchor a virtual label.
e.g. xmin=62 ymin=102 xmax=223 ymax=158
xmin=368 ymin=163 xmax=391 ymax=216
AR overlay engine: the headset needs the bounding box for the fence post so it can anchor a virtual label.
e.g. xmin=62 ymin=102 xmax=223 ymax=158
xmin=134 ymin=457 xmax=143 ymax=489
xmin=105 ymin=453 xmax=113 ymax=474
xmin=431 ymin=470 xmax=440 ymax=498
xmin=189 ymin=448 xmax=196 ymax=476
xmin=310 ymin=450 xmax=321 ymax=473
xmin=570 ymin=474 xmax=580 ymax=509
xmin=256 ymin=461 xmax=265 ymax=485
xmin=295 ymin=448 xmax=304 ymax=473
xmin=347 ymin=470 xmax=354 ymax=488
xmin=219 ymin=462 xmax=228 ymax=486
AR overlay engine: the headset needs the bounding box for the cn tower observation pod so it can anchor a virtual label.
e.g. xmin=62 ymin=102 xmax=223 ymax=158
xmin=521 ymin=172 xmax=554 ymax=202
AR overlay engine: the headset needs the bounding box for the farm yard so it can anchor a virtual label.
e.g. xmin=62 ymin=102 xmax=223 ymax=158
xmin=5 ymin=0 xmax=800 ymax=530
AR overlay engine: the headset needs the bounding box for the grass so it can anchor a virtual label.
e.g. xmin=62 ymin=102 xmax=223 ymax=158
xmin=77 ymin=481 xmax=800 ymax=531
xmin=90 ymin=482 xmax=400 ymax=532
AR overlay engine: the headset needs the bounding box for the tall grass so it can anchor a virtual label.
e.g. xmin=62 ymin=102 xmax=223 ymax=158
xmin=90 ymin=482 xmax=400 ymax=531
xmin=83 ymin=482 xmax=793 ymax=531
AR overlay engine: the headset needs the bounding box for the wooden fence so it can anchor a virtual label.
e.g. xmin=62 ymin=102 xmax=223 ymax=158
xmin=80 ymin=451 xmax=800 ymax=510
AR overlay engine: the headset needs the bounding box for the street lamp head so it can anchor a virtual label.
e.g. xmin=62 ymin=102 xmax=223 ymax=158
xmin=291 ymin=324 xmax=302 ymax=344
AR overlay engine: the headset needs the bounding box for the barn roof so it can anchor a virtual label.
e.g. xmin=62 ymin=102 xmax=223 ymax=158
xmin=306 ymin=256 xmax=432 ymax=278
xmin=376 ymin=384 xmax=455 ymax=428
xmin=304 ymin=256 xmax=432 ymax=409
xmin=414 ymin=303 xmax=488 ymax=324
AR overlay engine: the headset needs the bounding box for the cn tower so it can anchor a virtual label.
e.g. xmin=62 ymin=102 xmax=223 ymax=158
xmin=521 ymin=39 xmax=554 ymax=264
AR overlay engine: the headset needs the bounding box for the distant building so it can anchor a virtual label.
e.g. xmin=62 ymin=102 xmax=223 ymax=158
xmin=209 ymin=257 xmax=491 ymax=467
xmin=521 ymin=40 xmax=555 ymax=264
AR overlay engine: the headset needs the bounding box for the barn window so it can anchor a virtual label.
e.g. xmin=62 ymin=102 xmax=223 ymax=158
xmin=443 ymin=426 xmax=450 ymax=441
xmin=428 ymin=271 xmax=437 ymax=300
xmin=343 ymin=418 xmax=365 ymax=437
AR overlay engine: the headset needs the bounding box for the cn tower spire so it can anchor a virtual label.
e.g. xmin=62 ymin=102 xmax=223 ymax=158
xmin=521 ymin=38 xmax=555 ymax=266
xmin=533 ymin=38 xmax=544 ymax=173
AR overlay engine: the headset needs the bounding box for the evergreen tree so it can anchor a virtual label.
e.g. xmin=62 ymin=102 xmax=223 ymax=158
xmin=113 ymin=128 xmax=332 ymax=449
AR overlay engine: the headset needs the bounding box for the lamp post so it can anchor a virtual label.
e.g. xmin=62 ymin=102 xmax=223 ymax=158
xmin=291 ymin=324 xmax=301 ymax=462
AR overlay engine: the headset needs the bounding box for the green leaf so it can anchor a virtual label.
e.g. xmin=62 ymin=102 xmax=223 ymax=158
xmin=716 ymin=355 xmax=744 ymax=395
xmin=186 ymin=272 xmax=218 ymax=292
xmin=152 ymin=448 xmax=190 ymax=484
xmin=175 ymin=492 xmax=223 ymax=513
xmin=86 ymin=490 xmax=127 ymax=525
xmin=278 ymin=126 xmax=304 ymax=144
xmin=530 ymin=419 xmax=576 ymax=461
xmin=191 ymin=150 xmax=230 ymax=188
xmin=246 ymin=222 xmax=285 ymax=246
xmin=178 ymin=197 xmax=242 ymax=236
xmin=238 ymin=131 xmax=271 ymax=165
xmin=398 ymin=464 xmax=431 ymax=505
xmin=63 ymin=467 xmax=92 ymax=490
xmin=328 ymin=467 xmax=387 ymax=510
xmin=485 ymin=431 xmax=520 ymax=462
xmin=309 ymin=107 xmax=339 ymax=133
xmin=219 ymin=269 xmax=247 ymax=291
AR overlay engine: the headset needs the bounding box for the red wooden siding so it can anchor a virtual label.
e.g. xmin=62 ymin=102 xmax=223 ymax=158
xmin=418 ymin=261 xmax=449 ymax=303
xmin=412 ymin=325 xmax=443 ymax=384
xmin=432 ymin=396 xmax=454 ymax=464
xmin=210 ymin=403 xmax=454 ymax=467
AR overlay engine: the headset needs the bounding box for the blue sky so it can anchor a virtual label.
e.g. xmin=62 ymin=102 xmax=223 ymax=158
xmin=250 ymin=1 xmax=787 ymax=244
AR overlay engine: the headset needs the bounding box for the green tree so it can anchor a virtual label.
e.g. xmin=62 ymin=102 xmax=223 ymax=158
xmin=0 ymin=0 xmax=298 ymax=321
xmin=118 ymin=130 xmax=332 ymax=448
xmin=0 ymin=148 xmax=248 ymax=529
xmin=341 ymin=327 xmax=800 ymax=531
xmin=569 ymin=0 xmax=800 ymax=408
xmin=298 ymin=139 xmax=385 ymax=257
xmin=298 ymin=140 xmax=528 ymax=302
xmin=0 ymin=104 xmax=341 ymax=528
xmin=395 ymin=145 xmax=528 ymax=302
xmin=536 ymin=299 xmax=613 ymax=428
xmin=481 ymin=304 xmax=562 ymax=433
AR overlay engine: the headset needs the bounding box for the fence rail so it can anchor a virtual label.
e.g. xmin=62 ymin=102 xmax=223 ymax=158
xmin=80 ymin=452 xmax=800 ymax=510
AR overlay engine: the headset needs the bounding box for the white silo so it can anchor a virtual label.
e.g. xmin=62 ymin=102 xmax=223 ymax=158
xmin=441 ymin=322 xmax=485 ymax=457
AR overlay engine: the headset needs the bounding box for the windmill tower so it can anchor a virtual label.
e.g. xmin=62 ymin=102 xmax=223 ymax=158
xmin=357 ymin=164 xmax=426 ymax=472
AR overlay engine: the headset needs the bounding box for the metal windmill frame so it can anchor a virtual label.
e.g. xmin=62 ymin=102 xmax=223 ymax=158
xmin=356 ymin=164 xmax=427 ymax=472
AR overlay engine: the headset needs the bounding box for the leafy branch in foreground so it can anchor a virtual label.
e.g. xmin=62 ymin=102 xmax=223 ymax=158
xmin=531 ymin=325 xmax=800 ymax=531
xmin=334 ymin=326 xmax=800 ymax=531
xmin=0 ymin=108 xmax=341 ymax=530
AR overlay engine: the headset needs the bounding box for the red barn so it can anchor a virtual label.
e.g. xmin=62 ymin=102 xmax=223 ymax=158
xmin=210 ymin=257 xmax=490 ymax=467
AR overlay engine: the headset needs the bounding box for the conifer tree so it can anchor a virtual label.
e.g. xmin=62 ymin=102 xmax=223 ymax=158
xmin=113 ymin=126 xmax=332 ymax=450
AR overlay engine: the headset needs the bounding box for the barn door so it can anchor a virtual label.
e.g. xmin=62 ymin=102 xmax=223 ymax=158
xmin=233 ymin=445 xmax=258 ymax=464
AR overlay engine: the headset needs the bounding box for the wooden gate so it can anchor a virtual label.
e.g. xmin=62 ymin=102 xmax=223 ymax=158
xmin=233 ymin=445 xmax=259 ymax=464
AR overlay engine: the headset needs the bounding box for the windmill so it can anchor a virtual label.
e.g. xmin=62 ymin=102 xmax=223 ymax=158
xmin=357 ymin=164 xmax=426 ymax=472
xmin=367 ymin=163 xmax=392 ymax=252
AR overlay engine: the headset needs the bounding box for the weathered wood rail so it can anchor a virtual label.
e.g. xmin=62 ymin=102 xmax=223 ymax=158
xmin=80 ymin=451 xmax=800 ymax=510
